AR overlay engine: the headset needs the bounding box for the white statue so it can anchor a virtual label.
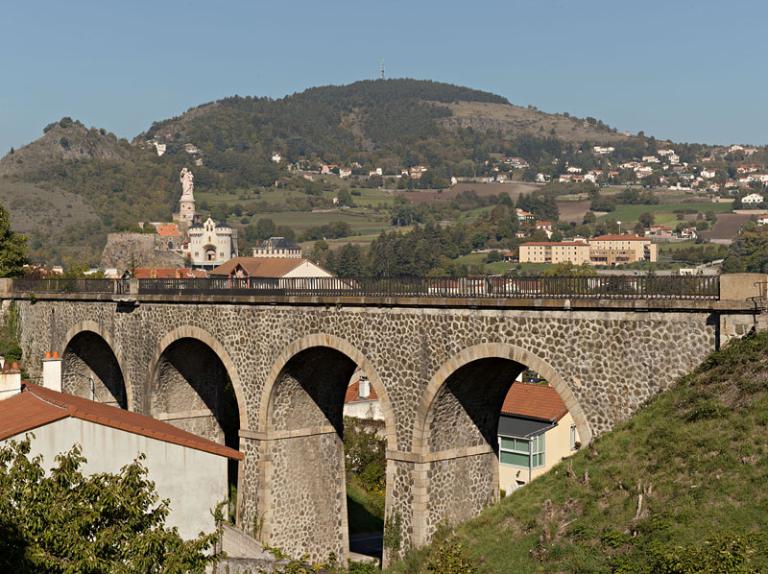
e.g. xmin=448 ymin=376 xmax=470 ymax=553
xmin=180 ymin=168 xmax=194 ymax=199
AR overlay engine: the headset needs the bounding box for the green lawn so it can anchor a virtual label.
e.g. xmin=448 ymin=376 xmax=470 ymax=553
xmin=232 ymin=209 xmax=394 ymax=235
xmin=347 ymin=480 xmax=385 ymax=536
xmin=598 ymin=200 xmax=733 ymax=227
xmin=348 ymin=188 xmax=398 ymax=208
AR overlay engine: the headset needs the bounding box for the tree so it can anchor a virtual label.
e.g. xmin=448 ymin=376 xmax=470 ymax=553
xmin=337 ymin=189 xmax=354 ymax=207
xmin=249 ymin=218 xmax=276 ymax=242
xmin=0 ymin=438 xmax=220 ymax=573
xmin=0 ymin=205 xmax=27 ymax=277
xmin=542 ymin=261 xmax=596 ymax=277
xmin=638 ymin=212 xmax=655 ymax=228
xmin=724 ymin=227 xmax=768 ymax=272
xmin=335 ymin=244 xmax=365 ymax=277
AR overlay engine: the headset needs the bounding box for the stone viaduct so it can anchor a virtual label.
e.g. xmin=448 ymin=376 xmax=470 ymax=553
xmin=2 ymin=274 xmax=764 ymax=564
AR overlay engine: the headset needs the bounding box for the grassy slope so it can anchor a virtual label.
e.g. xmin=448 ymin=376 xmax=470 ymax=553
xmin=347 ymin=480 xmax=385 ymax=536
xmin=391 ymin=331 xmax=768 ymax=573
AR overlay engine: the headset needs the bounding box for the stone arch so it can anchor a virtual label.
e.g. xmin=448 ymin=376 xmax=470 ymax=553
xmin=60 ymin=321 xmax=131 ymax=410
xmin=146 ymin=325 xmax=249 ymax=430
xmin=259 ymin=333 xmax=396 ymax=447
xmin=258 ymin=333 xmax=397 ymax=564
xmin=411 ymin=342 xmax=591 ymax=545
xmin=415 ymin=342 xmax=591 ymax=454
xmin=146 ymin=325 xmax=248 ymax=519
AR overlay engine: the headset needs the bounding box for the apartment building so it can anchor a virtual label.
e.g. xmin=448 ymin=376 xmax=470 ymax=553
xmin=588 ymin=235 xmax=657 ymax=265
xmin=519 ymin=242 xmax=591 ymax=265
xmin=519 ymin=235 xmax=657 ymax=266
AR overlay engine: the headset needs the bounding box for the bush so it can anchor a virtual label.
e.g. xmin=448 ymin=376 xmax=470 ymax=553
xmin=425 ymin=539 xmax=478 ymax=574
xmin=0 ymin=438 xmax=220 ymax=573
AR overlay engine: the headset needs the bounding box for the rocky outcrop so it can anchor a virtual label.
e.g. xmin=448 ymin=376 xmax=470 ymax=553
xmin=100 ymin=232 xmax=183 ymax=271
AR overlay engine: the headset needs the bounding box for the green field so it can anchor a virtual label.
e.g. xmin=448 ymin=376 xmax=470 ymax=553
xmin=598 ymin=200 xmax=733 ymax=227
xmin=241 ymin=209 xmax=392 ymax=235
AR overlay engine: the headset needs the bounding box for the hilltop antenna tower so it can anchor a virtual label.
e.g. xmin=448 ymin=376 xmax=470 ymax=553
xmin=379 ymin=60 xmax=385 ymax=80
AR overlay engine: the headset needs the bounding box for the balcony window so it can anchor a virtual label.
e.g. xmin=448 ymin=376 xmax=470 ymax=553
xmin=499 ymin=434 xmax=545 ymax=468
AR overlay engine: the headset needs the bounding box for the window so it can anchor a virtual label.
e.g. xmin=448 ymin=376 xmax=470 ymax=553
xmin=570 ymin=424 xmax=578 ymax=451
xmin=499 ymin=434 xmax=545 ymax=468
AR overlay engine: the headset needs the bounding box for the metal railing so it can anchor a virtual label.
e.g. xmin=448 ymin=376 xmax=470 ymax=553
xmin=9 ymin=275 xmax=721 ymax=301
xmin=11 ymin=278 xmax=129 ymax=295
xmin=134 ymin=275 xmax=720 ymax=300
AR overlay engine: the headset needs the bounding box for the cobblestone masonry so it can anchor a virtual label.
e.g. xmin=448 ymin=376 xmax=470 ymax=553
xmin=13 ymin=300 xmax=718 ymax=563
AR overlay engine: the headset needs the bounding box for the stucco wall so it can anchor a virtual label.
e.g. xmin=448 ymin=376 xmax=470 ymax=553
xmin=6 ymin=417 xmax=228 ymax=540
xmin=343 ymin=400 xmax=385 ymax=422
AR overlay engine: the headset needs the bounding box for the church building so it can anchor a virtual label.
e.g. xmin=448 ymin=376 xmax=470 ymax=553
xmin=172 ymin=168 xmax=238 ymax=269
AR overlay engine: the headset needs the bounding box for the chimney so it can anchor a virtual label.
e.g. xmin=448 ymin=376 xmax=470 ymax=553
xmin=358 ymin=377 xmax=370 ymax=399
xmin=0 ymin=362 xmax=22 ymax=400
xmin=43 ymin=352 xmax=62 ymax=392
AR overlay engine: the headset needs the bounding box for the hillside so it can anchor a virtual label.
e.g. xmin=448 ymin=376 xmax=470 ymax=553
xmin=391 ymin=331 xmax=768 ymax=573
xmin=0 ymin=79 xmax=638 ymax=264
xmin=0 ymin=118 xmax=132 ymax=177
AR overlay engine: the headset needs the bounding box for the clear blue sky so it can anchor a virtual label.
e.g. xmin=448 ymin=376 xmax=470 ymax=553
xmin=2 ymin=0 xmax=766 ymax=153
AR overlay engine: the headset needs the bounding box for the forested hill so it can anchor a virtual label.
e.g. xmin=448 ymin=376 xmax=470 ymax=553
xmin=389 ymin=331 xmax=768 ymax=573
xmin=139 ymin=79 xmax=629 ymax=172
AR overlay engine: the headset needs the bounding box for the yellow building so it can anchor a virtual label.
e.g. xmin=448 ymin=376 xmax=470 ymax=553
xmin=588 ymin=234 xmax=657 ymax=265
xmin=519 ymin=242 xmax=591 ymax=265
xmin=498 ymin=383 xmax=580 ymax=493
xmin=519 ymin=235 xmax=657 ymax=266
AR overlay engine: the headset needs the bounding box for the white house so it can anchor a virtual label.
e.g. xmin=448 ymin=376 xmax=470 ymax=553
xmin=0 ymin=358 xmax=242 ymax=540
xmin=210 ymin=256 xmax=332 ymax=280
xmin=343 ymin=374 xmax=385 ymax=422
xmin=251 ymin=237 xmax=302 ymax=259
xmin=742 ymin=193 xmax=765 ymax=205
xmin=186 ymin=218 xmax=238 ymax=269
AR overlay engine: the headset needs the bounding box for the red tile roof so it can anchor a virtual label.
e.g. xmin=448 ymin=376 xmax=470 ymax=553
xmin=501 ymin=383 xmax=568 ymax=422
xmin=134 ymin=268 xmax=208 ymax=279
xmin=0 ymin=384 xmax=242 ymax=460
xmin=210 ymin=257 xmax=318 ymax=278
xmin=592 ymin=234 xmax=648 ymax=241
xmin=344 ymin=379 xmax=378 ymax=403
xmin=155 ymin=223 xmax=180 ymax=237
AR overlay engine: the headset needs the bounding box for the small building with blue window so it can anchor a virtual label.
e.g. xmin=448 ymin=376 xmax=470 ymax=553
xmin=498 ymin=383 xmax=580 ymax=494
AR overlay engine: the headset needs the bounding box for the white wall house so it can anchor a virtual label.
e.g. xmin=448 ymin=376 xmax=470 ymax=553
xmin=0 ymin=364 xmax=242 ymax=540
xmin=343 ymin=375 xmax=385 ymax=422
xmin=742 ymin=193 xmax=765 ymax=205
xmin=252 ymin=237 xmax=302 ymax=259
xmin=211 ymin=256 xmax=332 ymax=280
xmin=186 ymin=217 xmax=238 ymax=268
